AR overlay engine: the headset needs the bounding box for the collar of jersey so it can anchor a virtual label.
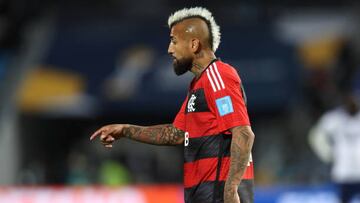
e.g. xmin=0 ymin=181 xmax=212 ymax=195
xmin=196 ymin=58 xmax=219 ymax=80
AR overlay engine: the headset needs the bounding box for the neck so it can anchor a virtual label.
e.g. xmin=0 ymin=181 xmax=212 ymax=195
xmin=191 ymin=50 xmax=216 ymax=78
xmin=346 ymin=105 xmax=359 ymax=116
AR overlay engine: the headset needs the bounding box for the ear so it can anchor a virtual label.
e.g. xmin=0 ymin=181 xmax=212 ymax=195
xmin=190 ymin=38 xmax=201 ymax=53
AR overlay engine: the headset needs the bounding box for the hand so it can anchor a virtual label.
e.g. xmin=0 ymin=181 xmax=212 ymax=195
xmin=89 ymin=124 xmax=127 ymax=148
xmin=224 ymin=182 xmax=240 ymax=203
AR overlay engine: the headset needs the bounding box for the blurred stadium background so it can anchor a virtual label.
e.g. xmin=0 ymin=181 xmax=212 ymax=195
xmin=1 ymin=0 xmax=360 ymax=202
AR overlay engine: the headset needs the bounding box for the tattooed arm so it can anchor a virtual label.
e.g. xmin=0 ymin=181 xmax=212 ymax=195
xmin=90 ymin=124 xmax=184 ymax=147
xmin=224 ymin=125 xmax=255 ymax=203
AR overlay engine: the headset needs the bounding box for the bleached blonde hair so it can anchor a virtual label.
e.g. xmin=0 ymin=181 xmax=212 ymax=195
xmin=168 ymin=7 xmax=221 ymax=52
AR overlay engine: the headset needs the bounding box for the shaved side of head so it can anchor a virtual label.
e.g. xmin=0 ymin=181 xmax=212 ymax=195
xmin=180 ymin=18 xmax=212 ymax=51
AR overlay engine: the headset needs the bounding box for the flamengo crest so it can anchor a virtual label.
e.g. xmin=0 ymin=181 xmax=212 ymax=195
xmin=187 ymin=94 xmax=197 ymax=112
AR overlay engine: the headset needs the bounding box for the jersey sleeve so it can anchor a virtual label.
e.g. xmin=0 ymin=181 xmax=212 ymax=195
xmin=173 ymin=96 xmax=187 ymax=131
xmin=308 ymin=113 xmax=335 ymax=163
xmin=310 ymin=111 xmax=338 ymax=142
xmin=205 ymin=64 xmax=250 ymax=132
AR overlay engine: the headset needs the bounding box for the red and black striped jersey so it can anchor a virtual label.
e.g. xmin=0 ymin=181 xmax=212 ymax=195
xmin=173 ymin=59 xmax=254 ymax=203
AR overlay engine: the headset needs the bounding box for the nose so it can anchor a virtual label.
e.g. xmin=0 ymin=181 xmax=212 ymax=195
xmin=168 ymin=43 xmax=173 ymax=56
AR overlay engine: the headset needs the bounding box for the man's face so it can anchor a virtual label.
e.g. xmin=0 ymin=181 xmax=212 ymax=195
xmin=168 ymin=24 xmax=193 ymax=76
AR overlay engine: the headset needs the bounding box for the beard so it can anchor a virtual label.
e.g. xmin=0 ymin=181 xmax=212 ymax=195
xmin=173 ymin=57 xmax=192 ymax=76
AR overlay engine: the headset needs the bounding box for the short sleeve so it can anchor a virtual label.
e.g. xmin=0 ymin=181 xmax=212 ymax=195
xmin=173 ymin=96 xmax=187 ymax=131
xmin=205 ymin=64 xmax=250 ymax=132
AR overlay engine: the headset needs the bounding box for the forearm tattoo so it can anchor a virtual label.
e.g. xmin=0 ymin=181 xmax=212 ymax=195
xmin=225 ymin=126 xmax=254 ymax=197
xmin=122 ymin=124 xmax=185 ymax=146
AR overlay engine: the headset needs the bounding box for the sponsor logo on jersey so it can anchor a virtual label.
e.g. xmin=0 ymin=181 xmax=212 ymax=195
xmin=206 ymin=63 xmax=225 ymax=92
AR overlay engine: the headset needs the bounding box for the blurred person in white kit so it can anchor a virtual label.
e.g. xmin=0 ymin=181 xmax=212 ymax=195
xmin=309 ymin=88 xmax=360 ymax=203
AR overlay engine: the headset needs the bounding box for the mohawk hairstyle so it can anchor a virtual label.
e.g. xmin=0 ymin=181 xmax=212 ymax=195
xmin=168 ymin=7 xmax=221 ymax=52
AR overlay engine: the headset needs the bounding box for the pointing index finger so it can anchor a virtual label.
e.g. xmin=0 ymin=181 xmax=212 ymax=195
xmin=90 ymin=128 xmax=103 ymax=141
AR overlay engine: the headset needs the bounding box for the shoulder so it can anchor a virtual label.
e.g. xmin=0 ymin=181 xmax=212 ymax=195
xmin=214 ymin=60 xmax=241 ymax=83
xmin=204 ymin=60 xmax=241 ymax=92
xmin=318 ymin=107 xmax=345 ymax=127
xmin=321 ymin=107 xmax=345 ymax=120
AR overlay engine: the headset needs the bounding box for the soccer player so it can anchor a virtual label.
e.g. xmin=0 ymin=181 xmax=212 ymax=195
xmin=90 ymin=7 xmax=255 ymax=203
xmin=309 ymin=89 xmax=360 ymax=203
